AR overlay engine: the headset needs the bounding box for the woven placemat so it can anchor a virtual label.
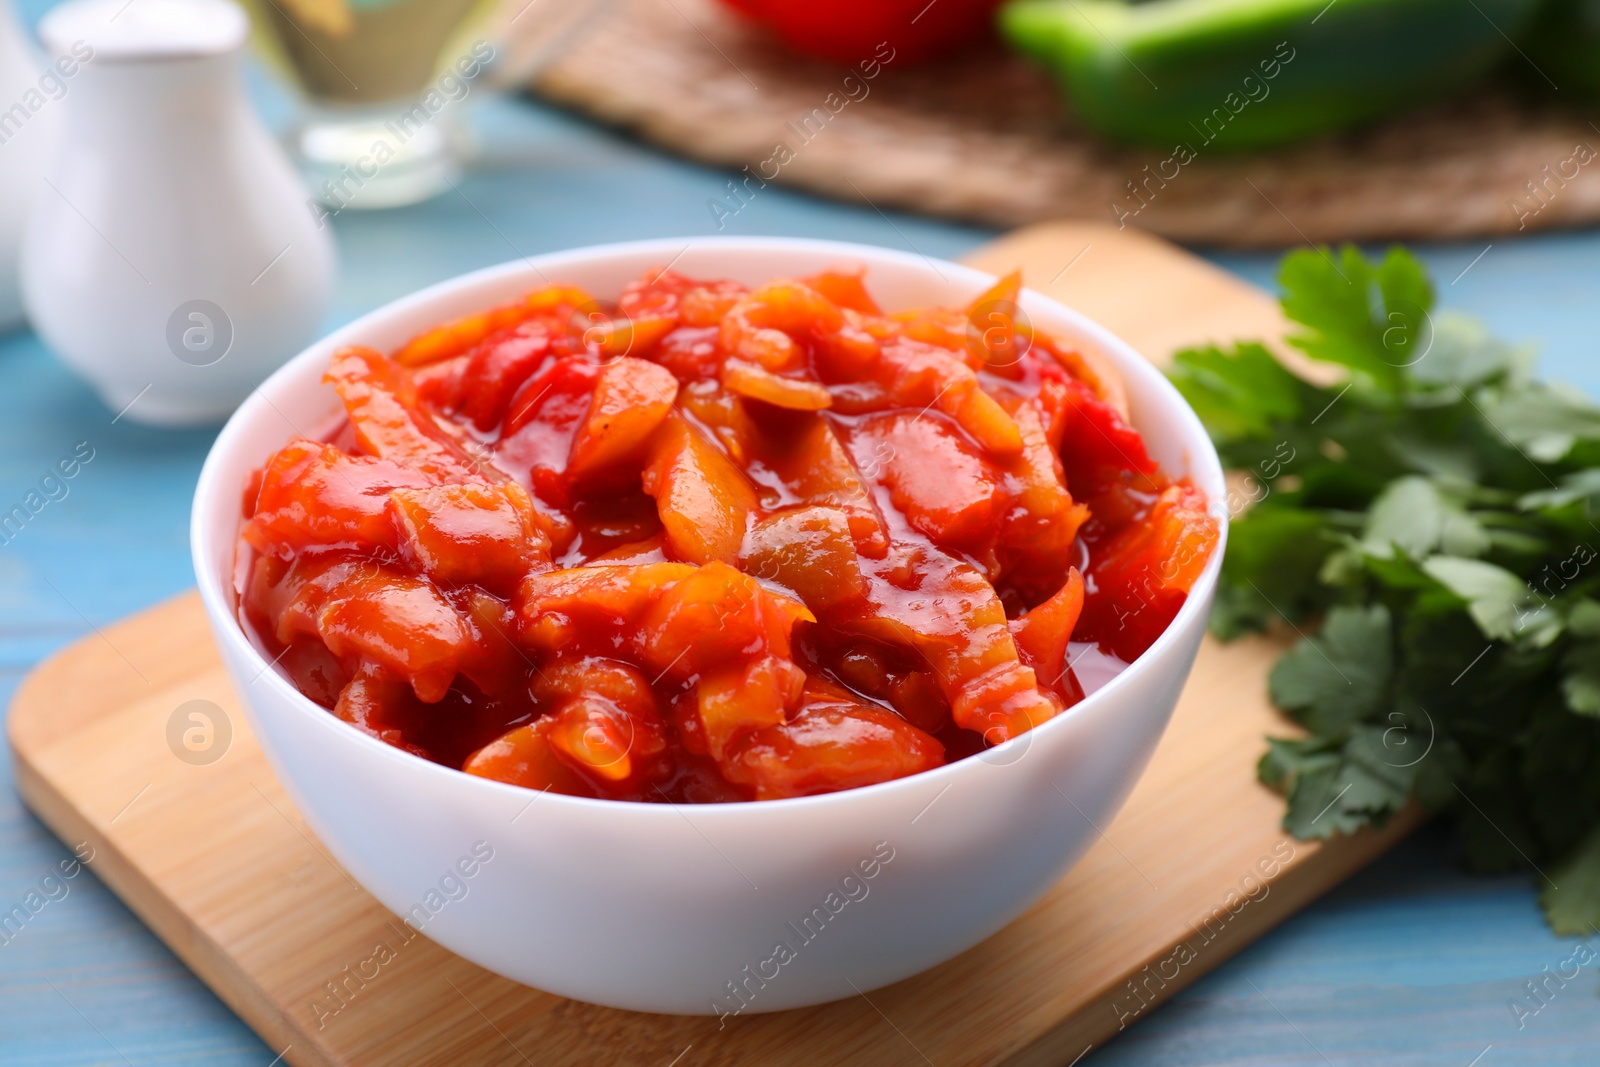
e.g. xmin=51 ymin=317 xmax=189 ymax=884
xmin=530 ymin=0 xmax=1600 ymax=246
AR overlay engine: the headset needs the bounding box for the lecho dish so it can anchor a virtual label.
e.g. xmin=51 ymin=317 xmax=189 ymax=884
xmin=194 ymin=238 xmax=1225 ymax=1010
xmin=236 ymin=264 xmax=1219 ymax=803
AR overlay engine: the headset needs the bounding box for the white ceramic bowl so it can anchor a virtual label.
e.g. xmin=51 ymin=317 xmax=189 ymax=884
xmin=191 ymin=236 xmax=1227 ymax=1015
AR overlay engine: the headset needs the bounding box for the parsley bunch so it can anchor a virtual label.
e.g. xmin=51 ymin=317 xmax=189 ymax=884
xmin=1168 ymin=245 xmax=1600 ymax=933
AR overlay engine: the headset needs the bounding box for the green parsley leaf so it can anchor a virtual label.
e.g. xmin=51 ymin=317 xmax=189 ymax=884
xmin=1269 ymin=725 xmax=1414 ymax=839
xmin=1381 ymin=429 xmax=1481 ymax=484
xmin=1171 ymin=241 xmax=1600 ymax=933
xmin=1268 ymin=604 xmax=1393 ymax=736
xmin=1519 ymin=468 xmax=1600 ymax=511
xmin=1210 ymin=506 xmax=1335 ymax=638
xmin=1477 ymin=381 xmax=1600 ymax=464
xmin=1168 ymin=341 xmax=1304 ymax=444
xmin=1563 ymin=602 xmax=1600 ymax=716
xmin=1572 ymin=601 xmax=1600 ymax=637
xmin=1420 ymin=556 xmax=1546 ymax=643
xmin=1279 ymin=245 xmax=1431 ymax=396
xmin=1542 ymin=825 xmax=1600 ymax=936
xmin=1362 ymin=476 xmax=1489 ymax=560
xmin=1564 ymin=656 xmax=1600 ymax=717
xmin=1337 ymin=724 xmax=1417 ymax=823
xmin=1407 ymin=311 xmax=1529 ymax=391
xmin=1259 ymin=735 xmax=1337 ymax=791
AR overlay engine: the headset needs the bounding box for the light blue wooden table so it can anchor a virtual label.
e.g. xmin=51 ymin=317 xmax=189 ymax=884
xmin=4 ymin=28 xmax=1600 ymax=1065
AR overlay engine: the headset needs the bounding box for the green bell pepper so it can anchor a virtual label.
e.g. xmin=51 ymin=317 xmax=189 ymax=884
xmin=1000 ymin=0 xmax=1543 ymax=150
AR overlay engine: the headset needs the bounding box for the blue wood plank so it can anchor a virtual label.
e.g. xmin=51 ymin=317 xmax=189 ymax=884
xmin=3 ymin=58 xmax=1599 ymax=1067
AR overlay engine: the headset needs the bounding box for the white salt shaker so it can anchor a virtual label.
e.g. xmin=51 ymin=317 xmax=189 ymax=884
xmin=22 ymin=0 xmax=335 ymax=426
xmin=0 ymin=0 xmax=58 ymax=330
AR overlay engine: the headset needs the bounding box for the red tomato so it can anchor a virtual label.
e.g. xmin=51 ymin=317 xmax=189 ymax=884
xmin=716 ymin=0 xmax=1003 ymax=66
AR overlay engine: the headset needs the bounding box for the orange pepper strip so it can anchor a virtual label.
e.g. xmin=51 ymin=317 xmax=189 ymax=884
xmin=1034 ymin=332 xmax=1131 ymax=420
xmin=513 ymin=562 xmax=814 ymax=764
xmin=528 ymin=657 xmax=669 ymax=789
xmin=387 ymin=481 xmax=552 ymax=592
xmin=394 ymin=300 xmax=539 ymax=368
xmin=872 ymin=339 xmax=1023 ymax=457
xmin=1009 ymin=567 xmax=1085 ymax=691
xmin=640 ymin=563 xmax=814 ymax=759
xmin=721 ymin=357 xmax=834 ymax=411
xmin=853 ymin=412 xmax=1002 ymax=553
xmin=722 ymin=280 xmax=879 ymax=378
xmin=963 ymin=270 xmax=1028 ymax=379
xmin=514 ymin=562 xmax=698 ymax=659
xmin=758 ymin=414 xmax=888 ymax=558
xmin=270 ymin=556 xmax=480 ymax=703
xmin=392 ymin=284 xmax=598 ymax=367
xmin=567 ymin=357 xmax=679 ymax=485
xmin=638 ymin=562 xmax=814 ymax=680
xmin=696 ymin=654 xmax=806 ymax=761
xmin=334 ymin=662 xmax=426 ymax=756
xmin=463 ymin=718 xmax=600 ymax=798
xmin=801 ymin=264 xmax=883 ymax=316
xmin=741 ymin=506 xmax=868 ymax=610
xmin=1077 ymin=483 xmax=1220 ymax=661
xmin=641 ymin=414 xmax=759 ymax=566
xmin=722 ymin=679 xmax=944 ymax=800
xmin=243 ymin=438 xmax=430 ymax=556
xmin=830 ymin=545 xmax=1061 ymax=744
xmin=994 ymin=400 xmax=1091 ymax=597
xmin=325 ymin=346 xmax=482 ymax=484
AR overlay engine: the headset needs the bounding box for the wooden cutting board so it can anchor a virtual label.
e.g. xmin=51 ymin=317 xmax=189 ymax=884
xmin=528 ymin=0 xmax=1600 ymax=247
xmin=7 ymin=222 xmax=1418 ymax=1067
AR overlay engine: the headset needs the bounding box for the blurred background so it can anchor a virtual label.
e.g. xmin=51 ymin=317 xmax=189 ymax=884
xmin=3 ymin=0 xmax=1600 ymax=1062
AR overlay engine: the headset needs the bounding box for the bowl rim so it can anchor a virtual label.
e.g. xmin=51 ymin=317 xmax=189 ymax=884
xmin=191 ymin=234 xmax=1229 ymax=821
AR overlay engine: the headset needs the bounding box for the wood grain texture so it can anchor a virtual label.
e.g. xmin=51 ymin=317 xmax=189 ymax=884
xmin=530 ymin=0 xmax=1600 ymax=247
xmin=7 ymin=223 xmax=1419 ymax=1067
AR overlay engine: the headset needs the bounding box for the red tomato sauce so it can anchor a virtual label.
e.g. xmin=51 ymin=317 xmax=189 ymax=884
xmin=237 ymin=266 xmax=1219 ymax=802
